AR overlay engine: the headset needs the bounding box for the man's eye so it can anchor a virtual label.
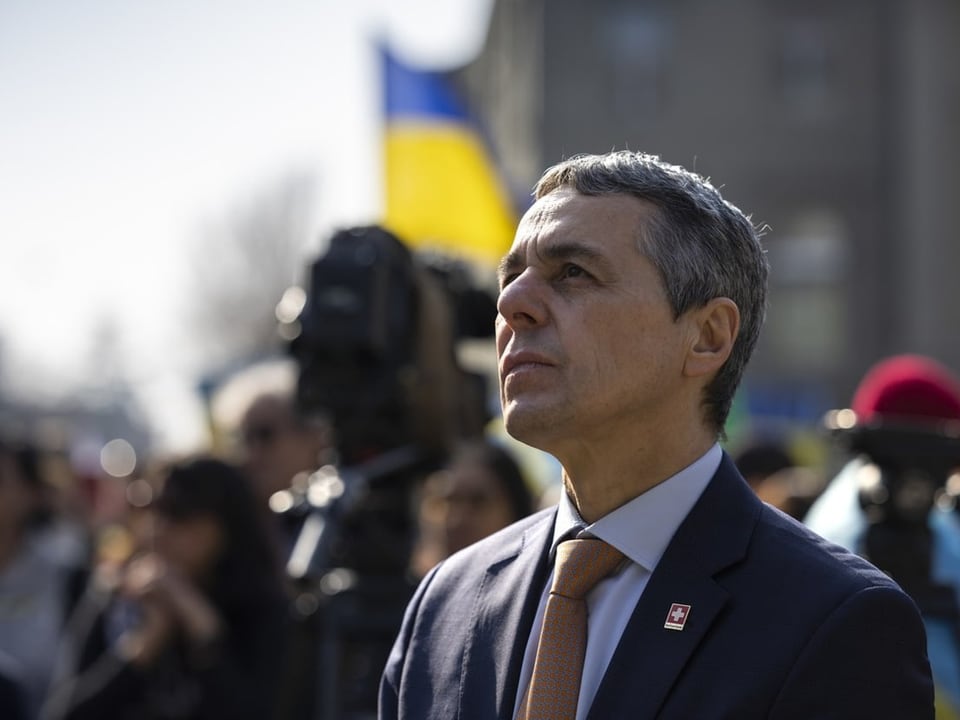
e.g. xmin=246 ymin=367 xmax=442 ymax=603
xmin=560 ymin=264 xmax=587 ymax=279
xmin=498 ymin=272 xmax=519 ymax=290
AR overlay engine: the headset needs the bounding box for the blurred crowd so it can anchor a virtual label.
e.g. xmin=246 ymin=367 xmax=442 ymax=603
xmin=4 ymin=237 xmax=960 ymax=719
xmin=4 ymin=349 xmax=960 ymax=718
xmin=0 ymin=357 xmax=542 ymax=720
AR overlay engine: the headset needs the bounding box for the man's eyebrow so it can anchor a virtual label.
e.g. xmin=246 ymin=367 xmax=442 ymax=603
xmin=498 ymin=240 xmax=609 ymax=282
xmin=497 ymin=249 xmax=522 ymax=281
xmin=540 ymin=241 xmax=607 ymax=265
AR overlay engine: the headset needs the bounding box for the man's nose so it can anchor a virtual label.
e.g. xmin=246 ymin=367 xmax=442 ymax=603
xmin=496 ymin=271 xmax=547 ymax=329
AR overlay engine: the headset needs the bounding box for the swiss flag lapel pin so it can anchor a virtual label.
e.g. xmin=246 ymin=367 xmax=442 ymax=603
xmin=664 ymin=602 xmax=691 ymax=631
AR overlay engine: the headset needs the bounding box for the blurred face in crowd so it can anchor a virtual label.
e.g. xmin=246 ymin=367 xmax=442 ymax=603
xmin=0 ymin=449 xmax=36 ymax=542
xmin=240 ymin=394 xmax=329 ymax=504
xmin=419 ymin=458 xmax=517 ymax=556
xmin=151 ymin=510 xmax=225 ymax=583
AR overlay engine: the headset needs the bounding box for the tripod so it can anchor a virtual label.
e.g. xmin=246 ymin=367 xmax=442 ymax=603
xmin=278 ymin=447 xmax=427 ymax=719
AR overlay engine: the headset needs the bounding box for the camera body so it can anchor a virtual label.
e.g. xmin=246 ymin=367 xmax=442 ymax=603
xmin=292 ymin=225 xmax=420 ymax=462
xmin=279 ymin=225 xmax=495 ymax=718
xmin=828 ymin=417 xmax=960 ymax=617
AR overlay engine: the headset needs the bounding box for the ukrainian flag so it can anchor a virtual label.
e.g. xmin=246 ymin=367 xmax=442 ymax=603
xmin=381 ymin=45 xmax=517 ymax=268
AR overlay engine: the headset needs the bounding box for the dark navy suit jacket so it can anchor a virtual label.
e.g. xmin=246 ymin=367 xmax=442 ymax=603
xmin=380 ymin=454 xmax=934 ymax=719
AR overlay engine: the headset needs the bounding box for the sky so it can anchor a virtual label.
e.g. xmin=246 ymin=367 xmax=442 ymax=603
xmin=0 ymin=0 xmax=494 ymax=453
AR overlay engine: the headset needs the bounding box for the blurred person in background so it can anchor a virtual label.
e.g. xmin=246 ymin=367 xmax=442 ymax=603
xmin=0 ymin=436 xmax=89 ymax=720
xmin=733 ymin=438 xmax=825 ymax=520
xmin=805 ymin=354 xmax=960 ymax=719
xmin=238 ymin=390 xmax=333 ymax=565
xmin=235 ymin=390 xmax=334 ymax=720
xmin=410 ymin=438 xmax=535 ymax=579
xmin=238 ymin=391 xmax=333 ymax=510
xmin=732 ymin=439 xmax=793 ymax=493
xmin=210 ymin=360 xmax=333 ymax=567
xmin=42 ymin=457 xmax=290 ymax=720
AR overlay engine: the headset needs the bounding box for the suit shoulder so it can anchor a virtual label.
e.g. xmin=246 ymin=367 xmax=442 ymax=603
xmin=753 ymin=503 xmax=901 ymax=594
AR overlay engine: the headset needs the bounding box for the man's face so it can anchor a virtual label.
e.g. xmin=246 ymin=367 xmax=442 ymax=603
xmin=495 ymin=188 xmax=692 ymax=458
xmin=240 ymin=395 xmax=327 ymax=503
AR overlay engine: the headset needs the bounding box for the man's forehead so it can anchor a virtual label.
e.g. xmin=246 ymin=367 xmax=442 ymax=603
xmin=519 ymin=189 xmax=652 ymax=234
xmin=518 ymin=187 xmax=580 ymax=227
xmin=506 ymin=190 xmax=652 ymax=261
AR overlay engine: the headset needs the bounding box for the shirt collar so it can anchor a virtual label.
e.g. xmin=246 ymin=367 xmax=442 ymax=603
xmin=552 ymin=443 xmax=722 ymax=569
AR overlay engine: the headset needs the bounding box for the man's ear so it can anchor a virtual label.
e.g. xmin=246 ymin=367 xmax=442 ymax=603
xmin=683 ymin=297 xmax=740 ymax=378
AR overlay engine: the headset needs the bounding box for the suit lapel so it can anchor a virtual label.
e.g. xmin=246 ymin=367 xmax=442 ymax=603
xmin=459 ymin=508 xmax=554 ymax=720
xmin=588 ymin=455 xmax=761 ymax=719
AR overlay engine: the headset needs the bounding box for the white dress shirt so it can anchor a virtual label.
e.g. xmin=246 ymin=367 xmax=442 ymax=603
xmin=513 ymin=443 xmax=721 ymax=720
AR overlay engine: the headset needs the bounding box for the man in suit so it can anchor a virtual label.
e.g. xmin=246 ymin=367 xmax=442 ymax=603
xmin=379 ymin=150 xmax=934 ymax=719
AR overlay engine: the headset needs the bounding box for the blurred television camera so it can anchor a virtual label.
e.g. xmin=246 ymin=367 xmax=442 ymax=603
xmin=273 ymin=225 xmax=496 ymax=719
xmin=822 ymin=355 xmax=960 ymax=617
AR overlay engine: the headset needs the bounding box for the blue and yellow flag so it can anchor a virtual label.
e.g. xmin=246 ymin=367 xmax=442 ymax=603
xmin=381 ymin=45 xmax=517 ymax=268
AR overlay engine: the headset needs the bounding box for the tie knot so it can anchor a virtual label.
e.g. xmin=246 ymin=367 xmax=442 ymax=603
xmin=551 ymin=538 xmax=625 ymax=600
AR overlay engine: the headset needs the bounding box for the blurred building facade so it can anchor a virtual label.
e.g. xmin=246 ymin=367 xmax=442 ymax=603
xmin=459 ymin=0 xmax=960 ymax=426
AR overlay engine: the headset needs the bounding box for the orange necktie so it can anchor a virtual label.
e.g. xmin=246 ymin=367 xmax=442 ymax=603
xmin=517 ymin=538 xmax=626 ymax=720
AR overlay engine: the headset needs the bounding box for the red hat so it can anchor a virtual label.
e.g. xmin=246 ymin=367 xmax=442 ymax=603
xmin=851 ymin=354 xmax=960 ymax=426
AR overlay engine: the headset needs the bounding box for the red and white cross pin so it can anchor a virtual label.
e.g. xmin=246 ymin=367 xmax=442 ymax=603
xmin=664 ymin=602 xmax=691 ymax=631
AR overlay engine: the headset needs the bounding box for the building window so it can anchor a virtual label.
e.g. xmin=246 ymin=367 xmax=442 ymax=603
xmin=778 ymin=16 xmax=832 ymax=122
xmin=765 ymin=209 xmax=849 ymax=372
xmin=600 ymin=7 xmax=671 ymax=119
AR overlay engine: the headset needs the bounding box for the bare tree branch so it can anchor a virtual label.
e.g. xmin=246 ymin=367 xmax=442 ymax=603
xmin=183 ymin=171 xmax=318 ymax=371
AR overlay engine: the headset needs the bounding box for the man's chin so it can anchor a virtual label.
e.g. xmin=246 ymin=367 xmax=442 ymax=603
xmin=502 ymin=407 xmax=556 ymax=449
